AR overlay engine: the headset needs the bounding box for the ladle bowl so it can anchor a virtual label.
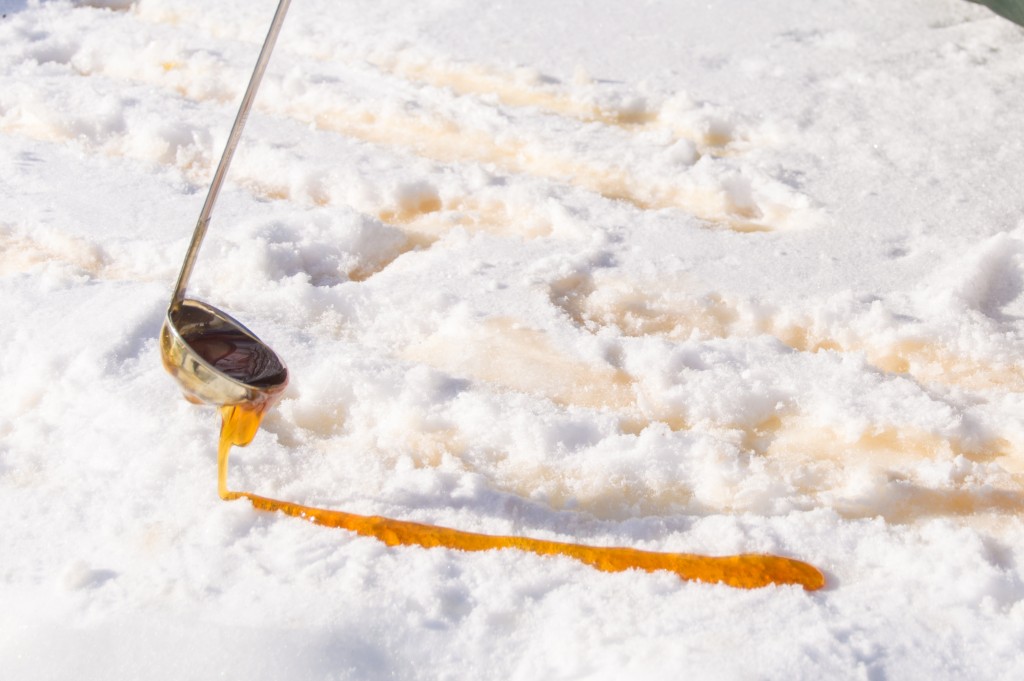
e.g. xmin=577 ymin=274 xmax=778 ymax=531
xmin=161 ymin=299 xmax=288 ymax=408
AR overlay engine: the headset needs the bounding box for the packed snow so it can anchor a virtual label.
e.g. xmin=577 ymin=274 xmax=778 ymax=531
xmin=3 ymin=0 xmax=1024 ymax=678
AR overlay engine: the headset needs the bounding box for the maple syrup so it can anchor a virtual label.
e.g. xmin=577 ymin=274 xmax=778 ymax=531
xmin=214 ymin=403 xmax=825 ymax=590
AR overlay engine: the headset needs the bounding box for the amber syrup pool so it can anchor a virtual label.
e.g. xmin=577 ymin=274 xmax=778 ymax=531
xmin=215 ymin=402 xmax=825 ymax=591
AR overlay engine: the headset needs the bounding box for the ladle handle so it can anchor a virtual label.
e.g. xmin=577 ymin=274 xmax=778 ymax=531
xmin=170 ymin=0 xmax=293 ymax=308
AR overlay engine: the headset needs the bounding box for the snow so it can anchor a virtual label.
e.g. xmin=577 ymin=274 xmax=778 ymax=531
xmin=3 ymin=0 xmax=1024 ymax=678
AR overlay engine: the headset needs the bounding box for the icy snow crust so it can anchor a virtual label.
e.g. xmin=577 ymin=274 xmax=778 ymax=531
xmin=3 ymin=0 xmax=1024 ymax=677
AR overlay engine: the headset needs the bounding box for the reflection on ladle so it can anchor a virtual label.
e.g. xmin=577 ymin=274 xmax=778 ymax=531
xmin=159 ymin=0 xmax=825 ymax=591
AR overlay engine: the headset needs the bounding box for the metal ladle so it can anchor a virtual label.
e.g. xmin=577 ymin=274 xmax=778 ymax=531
xmin=160 ymin=0 xmax=292 ymax=409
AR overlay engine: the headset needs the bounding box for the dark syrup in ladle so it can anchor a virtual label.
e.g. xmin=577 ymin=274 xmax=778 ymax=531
xmin=185 ymin=327 xmax=287 ymax=388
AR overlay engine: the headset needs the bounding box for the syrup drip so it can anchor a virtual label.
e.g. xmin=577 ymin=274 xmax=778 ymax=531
xmin=217 ymin=403 xmax=825 ymax=591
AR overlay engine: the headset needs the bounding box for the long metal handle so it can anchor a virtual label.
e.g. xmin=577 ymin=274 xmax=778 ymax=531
xmin=170 ymin=0 xmax=293 ymax=308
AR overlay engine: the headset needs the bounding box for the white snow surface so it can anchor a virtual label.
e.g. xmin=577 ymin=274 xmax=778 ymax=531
xmin=3 ymin=0 xmax=1024 ymax=678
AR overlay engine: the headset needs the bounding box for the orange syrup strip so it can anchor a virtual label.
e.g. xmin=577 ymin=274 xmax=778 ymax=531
xmin=219 ymin=404 xmax=825 ymax=591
